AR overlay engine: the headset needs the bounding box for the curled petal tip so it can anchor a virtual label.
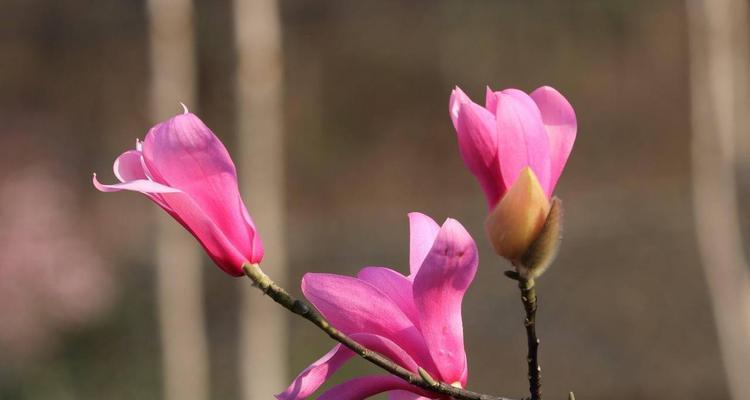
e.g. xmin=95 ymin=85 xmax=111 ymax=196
xmin=91 ymin=172 xmax=108 ymax=192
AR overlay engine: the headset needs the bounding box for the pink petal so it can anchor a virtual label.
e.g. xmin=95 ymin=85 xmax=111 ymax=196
xmin=451 ymin=87 xmax=503 ymax=207
xmin=239 ymin=200 xmax=265 ymax=263
xmin=448 ymin=86 xmax=468 ymax=127
xmin=501 ymin=89 xmax=544 ymax=119
xmin=276 ymin=344 xmax=348 ymax=400
xmin=92 ymin=174 xmax=180 ymax=194
xmin=301 ymin=273 xmax=437 ymax=372
xmin=485 ymin=86 xmax=498 ymax=114
xmin=94 ymin=154 xmax=178 ymax=213
xmin=349 ymin=333 xmax=420 ymax=372
xmin=407 ymin=212 xmax=440 ymax=276
xmin=459 ymin=361 xmax=469 ymax=387
xmin=94 ymin=148 xmax=177 ymax=195
xmin=492 ymin=90 xmax=552 ymax=196
xmin=277 ymin=333 xmax=419 ymax=400
xmin=165 ymin=191 xmax=259 ymax=275
xmin=489 ymin=87 xmax=544 ymax=121
xmin=94 ymin=164 xmax=250 ymax=276
xmin=530 ymin=86 xmax=576 ymax=194
xmin=412 ymin=218 xmax=478 ymax=386
xmin=317 ymin=376 xmax=429 ymax=400
xmin=141 ymin=112 xmax=263 ymax=265
xmin=357 ymin=267 xmax=418 ymax=325
xmin=113 ymin=150 xmax=148 ymax=182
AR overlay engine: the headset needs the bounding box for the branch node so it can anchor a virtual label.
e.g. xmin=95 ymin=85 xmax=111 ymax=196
xmin=418 ymin=367 xmax=439 ymax=388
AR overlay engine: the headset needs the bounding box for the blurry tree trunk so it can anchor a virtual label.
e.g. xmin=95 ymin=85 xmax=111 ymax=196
xmin=686 ymin=1 xmax=750 ymax=399
xmin=233 ymin=0 xmax=288 ymax=398
xmin=147 ymin=1 xmax=209 ymax=400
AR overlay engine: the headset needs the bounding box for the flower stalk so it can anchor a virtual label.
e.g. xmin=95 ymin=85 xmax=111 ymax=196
xmin=504 ymin=271 xmax=542 ymax=400
xmin=242 ymin=263 xmax=518 ymax=400
xmin=519 ymin=277 xmax=541 ymax=400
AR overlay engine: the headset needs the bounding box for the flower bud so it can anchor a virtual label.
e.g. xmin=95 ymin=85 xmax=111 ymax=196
xmin=519 ymin=197 xmax=563 ymax=278
xmin=484 ymin=167 xmax=550 ymax=262
xmin=94 ymin=110 xmax=263 ymax=277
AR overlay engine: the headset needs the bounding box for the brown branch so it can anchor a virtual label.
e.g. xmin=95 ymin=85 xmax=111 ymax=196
xmin=505 ymin=270 xmax=542 ymax=400
xmin=519 ymin=278 xmax=541 ymax=400
xmin=242 ymin=263 xmax=519 ymax=400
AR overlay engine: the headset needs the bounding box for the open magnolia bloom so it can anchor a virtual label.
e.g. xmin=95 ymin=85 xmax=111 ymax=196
xmin=278 ymin=213 xmax=478 ymax=400
xmin=449 ymin=86 xmax=576 ymax=269
xmin=93 ymin=109 xmax=263 ymax=276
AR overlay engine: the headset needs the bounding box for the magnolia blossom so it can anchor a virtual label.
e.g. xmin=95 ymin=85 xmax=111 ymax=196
xmin=278 ymin=213 xmax=478 ymax=400
xmin=93 ymin=109 xmax=263 ymax=276
xmin=449 ymin=86 xmax=576 ymax=261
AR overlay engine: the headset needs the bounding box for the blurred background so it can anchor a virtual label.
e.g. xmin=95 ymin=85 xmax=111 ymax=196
xmin=1 ymin=1 xmax=749 ymax=399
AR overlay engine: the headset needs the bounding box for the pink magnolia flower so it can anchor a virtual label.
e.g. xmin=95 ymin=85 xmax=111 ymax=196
xmin=278 ymin=213 xmax=478 ymax=400
xmin=449 ymin=86 xmax=576 ymax=261
xmin=93 ymin=109 xmax=263 ymax=276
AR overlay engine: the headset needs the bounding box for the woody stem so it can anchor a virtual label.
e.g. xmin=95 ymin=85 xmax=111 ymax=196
xmin=518 ymin=277 xmax=541 ymax=400
xmin=242 ymin=263 xmax=518 ymax=400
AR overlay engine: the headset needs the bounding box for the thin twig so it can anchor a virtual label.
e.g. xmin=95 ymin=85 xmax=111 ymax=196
xmin=242 ymin=263 xmax=519 ymax=400
xmin=519 ymin=277 xmax=541 ymax=400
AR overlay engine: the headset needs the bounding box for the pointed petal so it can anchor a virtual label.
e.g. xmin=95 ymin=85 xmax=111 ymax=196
xmin=276 ymin=344 xmax=349 ymax=400
xmin=493 ymin=90 xmax=552 ymax=196
xmin=92 ymin=174 xmax=180 ymax=194
xmin=485 ymin=86 xmax=498 ymax=114
xmin=412 ymin=218 xmax=478 ymax=385
xmin=530 ymin=86 xmax=576 ymax=193
xmin=453 ymin=92 xmax=503 ymax=206
xmin=317 ymin=376 xmax=428 ymax=400
xmin=301 ymin=273 xmax=436 ymax=371
xmin=357 ymin=267 xmax=418 ymax=325
xmin=142 ymin=112 xmax=261 ymax=263
xmin=407 ymin=212 xmax=440 ymax=276
xmin=276 ymin=333 xmax=419 ymax=400
xmin=449 ymin=86 xmax=468 ymax=127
